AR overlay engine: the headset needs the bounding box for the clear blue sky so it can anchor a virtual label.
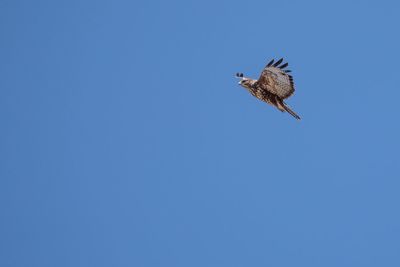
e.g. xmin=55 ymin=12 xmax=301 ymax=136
xmin=1 ymin=0 xmax=400 ymax=266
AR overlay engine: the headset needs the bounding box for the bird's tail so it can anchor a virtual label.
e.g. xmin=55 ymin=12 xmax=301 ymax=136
xmin=282 ymin=102 xmax=301 ymax=120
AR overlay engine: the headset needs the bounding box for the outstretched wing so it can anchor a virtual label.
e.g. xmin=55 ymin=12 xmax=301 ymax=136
xmin=257 ymin=58 xmax=295 ymax=99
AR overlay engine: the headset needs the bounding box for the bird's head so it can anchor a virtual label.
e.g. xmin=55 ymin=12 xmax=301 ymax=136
xmin=236 ymin=73 xmax=254 ymax=89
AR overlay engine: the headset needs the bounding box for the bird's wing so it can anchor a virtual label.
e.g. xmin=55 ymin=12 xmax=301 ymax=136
xmin=257 ymin=58 xmax=295 ymax=99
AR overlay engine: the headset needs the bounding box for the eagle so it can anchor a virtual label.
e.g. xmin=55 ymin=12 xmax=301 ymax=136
xmin=236 ymin=58 xmax=301 ymax=120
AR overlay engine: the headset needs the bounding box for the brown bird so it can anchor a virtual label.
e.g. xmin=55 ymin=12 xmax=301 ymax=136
xmin=236 ymin=58 xmax=301 ymax=120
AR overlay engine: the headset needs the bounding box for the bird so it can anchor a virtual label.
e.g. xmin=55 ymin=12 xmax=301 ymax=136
xmin=236 ymin=58 xmax=301 ymax=120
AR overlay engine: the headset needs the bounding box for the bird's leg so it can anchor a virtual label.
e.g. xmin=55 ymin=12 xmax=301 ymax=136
xmin=275 ymin=96 xmax=285 ymax=112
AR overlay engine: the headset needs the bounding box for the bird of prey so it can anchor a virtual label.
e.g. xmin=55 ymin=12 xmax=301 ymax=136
xmin=236 ymin=58 xmax=301 ymax=120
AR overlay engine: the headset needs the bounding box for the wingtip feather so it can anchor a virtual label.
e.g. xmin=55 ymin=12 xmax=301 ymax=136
xmin=273 ymin=58 xmax=283 ymax=67
xmin=267 ymin=59 xmax=274 ymax=67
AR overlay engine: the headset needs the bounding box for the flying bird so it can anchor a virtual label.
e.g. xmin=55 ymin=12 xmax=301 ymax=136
xmin=236 ymin=58 xmax=301 ymax=120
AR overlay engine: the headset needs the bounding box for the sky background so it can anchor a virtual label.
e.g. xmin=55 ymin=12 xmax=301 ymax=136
xmin=1 ymin=0 xmax=400 ymax=266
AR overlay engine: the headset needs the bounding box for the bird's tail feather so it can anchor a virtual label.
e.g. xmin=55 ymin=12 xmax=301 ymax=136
xmin=283 ymin=103 xmax=301 ymax=120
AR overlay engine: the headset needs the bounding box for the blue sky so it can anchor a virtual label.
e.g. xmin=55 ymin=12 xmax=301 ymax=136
xmin=1 ymin=0 xmax=400 ymax=266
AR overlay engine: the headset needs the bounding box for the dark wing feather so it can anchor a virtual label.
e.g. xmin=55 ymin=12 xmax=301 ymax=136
xmin=279 ymin=62 xmax=288 ymax=69
xmin=273 ymin=58 xmax=283 ymax=67
xmin=257 ymin=60 xmax=295 ymax=99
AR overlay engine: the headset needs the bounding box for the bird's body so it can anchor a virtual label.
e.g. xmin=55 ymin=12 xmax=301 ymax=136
xmin=236 ymin=58 xmax=301 ymax=120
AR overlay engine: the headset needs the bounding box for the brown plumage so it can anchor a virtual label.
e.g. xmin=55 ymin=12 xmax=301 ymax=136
xmin=236 ymin=58 xmax=301 ymax=120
